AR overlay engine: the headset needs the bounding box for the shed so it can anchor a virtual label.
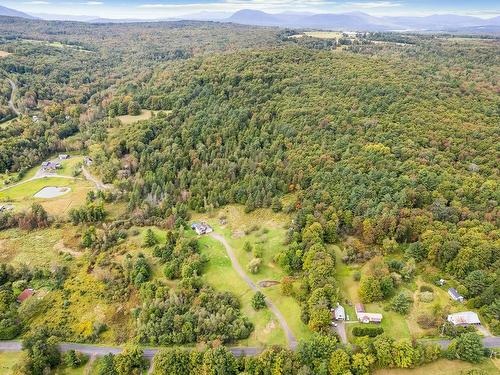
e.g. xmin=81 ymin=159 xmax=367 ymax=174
xmin=448 ymin=288 xmax=464 ymax=302
xmin=17 ymin=288 xmax=34 ymax=303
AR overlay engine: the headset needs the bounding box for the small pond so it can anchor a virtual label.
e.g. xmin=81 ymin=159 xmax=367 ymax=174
xmin=33 ymin=186 xmax=71 ymax=199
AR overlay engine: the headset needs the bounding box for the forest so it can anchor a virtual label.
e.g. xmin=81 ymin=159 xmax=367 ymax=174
xmin=0 ymin=15 xmax=498 ymax=375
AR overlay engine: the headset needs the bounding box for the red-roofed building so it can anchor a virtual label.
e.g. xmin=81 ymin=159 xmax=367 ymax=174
xmin=17 ymin=288 xmax=34 ymax=303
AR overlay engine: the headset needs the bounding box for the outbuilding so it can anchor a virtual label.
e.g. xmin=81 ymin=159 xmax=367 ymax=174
xmin=448 ymin=288 xmax=464 ymax=302
xmin=17 ymin=288 xmax=34 ymax=303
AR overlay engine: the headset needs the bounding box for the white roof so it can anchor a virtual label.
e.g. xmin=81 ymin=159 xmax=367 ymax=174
xmin=334 ymin=304 xmax=345 ymax=317
xmin=357 ymin=312 xmax=383 ymax=321
xmin=447 ymin=312 xmax=480 ymax=325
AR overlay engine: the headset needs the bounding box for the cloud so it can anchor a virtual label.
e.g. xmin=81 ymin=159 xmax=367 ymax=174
xmin=23 ymin=1 xmax=51 ymax=4
xmin=81 ymin=1 xmax=104 ymax=5
xmin=346 ymin=1 xmax=401 ymax=8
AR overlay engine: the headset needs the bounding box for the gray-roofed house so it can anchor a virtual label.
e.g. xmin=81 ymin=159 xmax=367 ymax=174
xmin=448 ymin=288 xmax=464 ymax=302
xmin=191 ymin=222 xmax=213 ymax=235
xmin=447 ymin=312 xmax=481 ymax=326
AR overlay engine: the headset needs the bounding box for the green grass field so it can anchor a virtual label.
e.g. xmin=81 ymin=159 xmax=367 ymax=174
xmin=193 ymin=204 xmax=312 ymax=342
xmin=0 ymin=177 xmax=92 ymax=216
xmin=199 ymin=235 xmax=286 ymax=347
xmin=374 ymin=358 xmax=499 ymax=375
xmin=0 ymin=352 xmax=23 ymax=375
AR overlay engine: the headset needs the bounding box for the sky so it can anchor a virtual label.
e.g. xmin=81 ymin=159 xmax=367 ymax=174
xmin=3 ymin=0 xmax=500 ymax=19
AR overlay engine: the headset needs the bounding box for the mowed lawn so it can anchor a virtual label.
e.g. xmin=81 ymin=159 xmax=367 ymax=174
xmin=193 ymin=204 xmax=312 ymax=342
xmin=198 ymin=235 xmax=286 ymax=347
xmin=0 ymin=177 xmax=92 ymax=216
xmin=374 ymin=358 xmax=499 ymax=375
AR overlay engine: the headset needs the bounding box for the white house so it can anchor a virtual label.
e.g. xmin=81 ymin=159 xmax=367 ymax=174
xmin=448 ymin=288 xmax=464 ymax=302
xmin=333 ymin=303 xmax=346 ymax=321
xmin=191 ymin=222 xmax=213 ymax=235
xmin=448 ymin=312 xmax=481 ymax=326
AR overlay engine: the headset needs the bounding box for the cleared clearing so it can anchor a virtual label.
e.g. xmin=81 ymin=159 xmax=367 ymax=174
xmin=305 ymin=31 xmax=344 ymax=39
xmin=0 ymin=50 xmax=11 ymax=57
xmin=117 ymin=110 xmax=157 ymax=125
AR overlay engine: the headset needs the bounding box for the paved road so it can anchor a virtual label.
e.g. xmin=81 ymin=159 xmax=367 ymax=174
xmin=210 ymin=232 xmax=297 ymax=349
xmin=0 ymin=341 xmax=262 ymax=358
xmin=7 ymin=78 xmax=20 ymax=116
xmin=431 ymin=336 xmax=500 ymax=349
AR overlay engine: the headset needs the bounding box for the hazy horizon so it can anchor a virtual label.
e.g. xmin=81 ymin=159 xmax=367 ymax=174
xmin=3 ymin=0 xmax=500 ymax=20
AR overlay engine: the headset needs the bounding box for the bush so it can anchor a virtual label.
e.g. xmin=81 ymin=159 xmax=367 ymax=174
xmin=417 ymin=313 xmax=439 ymax=329
xmin=64 ymin=350 xmax=88 ymax=368
xmin=390 ymin=292 xmax=413 ymax=314
xmin=353 ymin=271 xmax=361 ymax=281
xmin=251 ymin=292 xmax=266 ymax=310
xmin=253 ymin=245 xmax=264 ymax=258
xmin=247 ymin=258 xmax=262 ymax=274
xmin=420 ymin=285 xmax=434 ymax=293
xmin=418 ymin=291 xmax=434 ymax=303
xmin=243 ymin=241 xmax=252 ymax=253
xmin=352 ymin=326 xmax=384 ymax=337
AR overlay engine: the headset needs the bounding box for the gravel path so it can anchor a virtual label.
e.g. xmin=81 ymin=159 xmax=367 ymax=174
xmin=210 ymin=232 xmax=297 ymax=349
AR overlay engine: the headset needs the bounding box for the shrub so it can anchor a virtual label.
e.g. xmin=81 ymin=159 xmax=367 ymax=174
xmin=353 ymin=271 xmax=361 ymax=281
xmin=251 ymin=292 xmax=266 ymax=310
xmin=420 ymin=285 xmax=434 ymax=293
xmin=247 ymin=258 xmax=262 ymax=274
xmin=64 ymin=350 xmax=88 ymax=368
xmin=253 ymin=245 xmax=264 ymax=258
xmin=243 ymin=241 xmax=252 ymax=253
xmin=352 ymin=326 xmax=384 ymax=337
xmin=417 ymin=313 xmax=439 ymax=329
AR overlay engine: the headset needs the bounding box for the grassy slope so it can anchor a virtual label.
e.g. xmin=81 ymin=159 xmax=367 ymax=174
xmin=0 ymin=352 xmax=22 ymax=375
xmin=193 ymin=204 xmax=312 ymax=342
xmin=374 ymin=358 xmax=499 ymax=375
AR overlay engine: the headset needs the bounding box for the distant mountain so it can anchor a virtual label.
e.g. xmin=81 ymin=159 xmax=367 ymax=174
xmin=0 ymin=5 xmax=37 ymax=20
xmin=226 ymin=9 xmax=500 ymax=32
xmin=228 ymin=10 xmax=283 ymax=26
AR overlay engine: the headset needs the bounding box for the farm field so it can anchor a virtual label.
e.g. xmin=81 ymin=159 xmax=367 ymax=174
xmin=192 ymin=204 xmax=312 ymax=342
xmin=374 ymin=358 xmax=500 ymax=375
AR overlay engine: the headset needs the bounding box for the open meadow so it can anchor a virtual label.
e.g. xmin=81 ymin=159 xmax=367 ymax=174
xmin=193 ymin=204 xmax=312 ymax=342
